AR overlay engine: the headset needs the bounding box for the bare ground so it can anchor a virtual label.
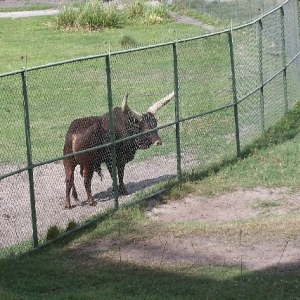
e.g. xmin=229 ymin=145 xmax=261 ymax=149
xmin=82 ymin=188 xmax=300 ymax=272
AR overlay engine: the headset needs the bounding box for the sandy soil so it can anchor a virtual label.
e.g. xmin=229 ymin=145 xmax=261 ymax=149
xmin=83 ymin=187 xmax=300 ymax=272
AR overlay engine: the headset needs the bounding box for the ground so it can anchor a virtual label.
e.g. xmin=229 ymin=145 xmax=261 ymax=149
xmin=76 ymin=187 xmax=300 ymax=272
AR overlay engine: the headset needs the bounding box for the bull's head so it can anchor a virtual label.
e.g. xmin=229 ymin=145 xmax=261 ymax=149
xmin=122 ymin=91 xmax=175 ymax=149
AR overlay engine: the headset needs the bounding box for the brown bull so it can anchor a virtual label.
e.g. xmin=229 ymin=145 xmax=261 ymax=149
xmin=63 ymin=91 xmax=174 ymax=209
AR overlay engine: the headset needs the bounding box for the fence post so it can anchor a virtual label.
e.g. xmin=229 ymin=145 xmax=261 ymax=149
xmin=228 ymin=28 xmax=241 ymax=158
xmin=172 ymin=42 xmax=182 ymax=181
xmin=280 ymin=6 xmax=288 ymax=112
xmin=235 ymin=0 xmax=239 ymax=23
xmin=21 ymin=70 xmax=38 ymax=248
xmin=258 ymin=18 xmax=265 ymax=131
xmin=105 ymin=54 xmax=119 ymax=210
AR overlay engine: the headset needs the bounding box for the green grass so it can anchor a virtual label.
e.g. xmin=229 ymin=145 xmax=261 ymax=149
xmin=0 ymin=4 xmax=56 ymax=12
xmin=171 ymin=0 xmax=282 ymax=23
xmin=0 ymin=15 xmax=230 ymax=164
xmin=1 ymin=5 xmax=299 ymax=173
xmin=0 ymin=14 xmax=209 ymax=74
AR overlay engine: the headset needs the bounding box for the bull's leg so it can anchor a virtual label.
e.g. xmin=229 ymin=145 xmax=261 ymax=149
xmin=106 ymin=162 xmax=128 ymax=195
xmin=82 ymin=167 xmax=95 ymax=206
xmin=63 ymin=158 xmax=77 ymax=209
xmin=117 ymin=163 xmax=128 ymax=195
xmin=71 ymin=184 xmax=80 ymax=205
xmin=95 ymin=166 xmax=103 ymax=181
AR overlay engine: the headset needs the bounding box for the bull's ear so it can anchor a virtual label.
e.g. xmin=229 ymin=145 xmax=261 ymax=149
xmin=121 ymin=93 xmax=143 ymax=121
xmin=147 ymin=91 xmax=175 ymax=115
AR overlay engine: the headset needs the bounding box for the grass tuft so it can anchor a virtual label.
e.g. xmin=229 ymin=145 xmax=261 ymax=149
xmin=56 ymin=0 xmax=171 ymax=30
xmin=120 ymin=34 xmax=138 ymax=47
xmin=46 ymin=225 xmax=60 ymax=241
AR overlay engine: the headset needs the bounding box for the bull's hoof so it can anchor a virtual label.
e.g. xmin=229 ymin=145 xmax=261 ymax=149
xmin=88 ymin=201 xmax=96 ymax=206
xmin=118 ymin=186 xmax=129 ymax=195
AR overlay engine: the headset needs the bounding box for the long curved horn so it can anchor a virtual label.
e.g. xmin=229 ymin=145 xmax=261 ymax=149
xmin=121 ymin=92 xmax=143 ymax=121
xmin=147 ymin=91 xmax=175 ymax=115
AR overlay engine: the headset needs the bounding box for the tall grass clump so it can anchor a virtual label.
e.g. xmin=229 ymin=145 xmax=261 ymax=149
xmin=144 ymin=4 xmax=170 ymax=25
xmin=56 ymin=1 xmax=125 ymax=30
xmin=125 ymin=0 xmax=147 ymax=20
xmin=56 ymin=4 xmax=78 ymax=29
xmin=125 ymin=0 xmax=170 ymax=25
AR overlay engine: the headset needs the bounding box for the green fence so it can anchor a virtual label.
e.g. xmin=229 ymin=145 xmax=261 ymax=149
xmin=171 ymin=0 xmax=283 ymax=23
xmin=0 ymin=0 xmax=300 ymax=257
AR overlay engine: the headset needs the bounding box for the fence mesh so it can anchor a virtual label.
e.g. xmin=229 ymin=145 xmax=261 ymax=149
xmin=171 ymin=0 xmax=283 ymax=23
xmin=1 ymin=0 xmax=300 ymax=257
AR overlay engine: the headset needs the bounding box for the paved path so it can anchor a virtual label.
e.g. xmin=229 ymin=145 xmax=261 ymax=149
xmin=0 ymin=9 xmax=58 ymax=18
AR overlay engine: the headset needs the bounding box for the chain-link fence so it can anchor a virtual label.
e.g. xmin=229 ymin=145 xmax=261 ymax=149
xmin=0 ymin=0 xmax=299 ymax=257
xmin=171 ymin=0 xmax=284 ymax=23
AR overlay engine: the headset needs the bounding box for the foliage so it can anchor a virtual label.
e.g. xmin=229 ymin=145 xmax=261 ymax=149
xmin=56 ymin=0 xmax=171 ymax=30
xmin=125 ymin=0 xmax=170 ymax=25
xmin=66 ymin=220 xmax=78 ymax=231
xmin=45 ymin=225 xmax=60 ymax=241
xmin=56 ymin=1 xmax=125 ymax=30
xmin=56 ymin=4 xmax=78 ymax=29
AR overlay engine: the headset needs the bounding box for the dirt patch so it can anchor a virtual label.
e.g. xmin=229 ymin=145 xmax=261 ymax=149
xmin=86 ymin=188 xmax=300 ymax=272
xmin=146 ymin=187 xmax=300 ymax=223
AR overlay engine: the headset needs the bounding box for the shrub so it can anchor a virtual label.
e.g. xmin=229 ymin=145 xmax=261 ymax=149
xmin=56 ymin=4 xmax=78 ymax=29
xmin=125 ymin=0 xmax=147 ymax=20
xmin=57 ymin=1 xmax=124 ymax=30
xmin=56 ymin=0 xmax=170 ymax=30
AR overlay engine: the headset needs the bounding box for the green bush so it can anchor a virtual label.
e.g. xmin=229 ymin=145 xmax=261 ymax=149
xmin=126 ymin=0 xmax=170 ymax=25
xmin=56 ymin=4 xmax=78 ymax=29
xmin=57 ymin=1 xmax=125 ymax=30
xmin=56 ymin=0 xmax=170 ymax=30
xmin=125 ymin=0 xmax=147 ymax=20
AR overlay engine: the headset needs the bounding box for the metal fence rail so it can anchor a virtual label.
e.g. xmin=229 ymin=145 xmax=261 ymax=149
xmin=0 ymin=0 xmax=299 ymax=257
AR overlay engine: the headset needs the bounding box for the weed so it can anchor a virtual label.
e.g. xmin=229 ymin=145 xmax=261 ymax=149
xmin=252 ymin=200 xmax=281 ymax=210
xmin=66 ymin=220 xmax=78 ymax=232
xmin=120 ymin=34 xmax=137 ymax=47
xmin=46 ymin=225 xmax=60 ymax=241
